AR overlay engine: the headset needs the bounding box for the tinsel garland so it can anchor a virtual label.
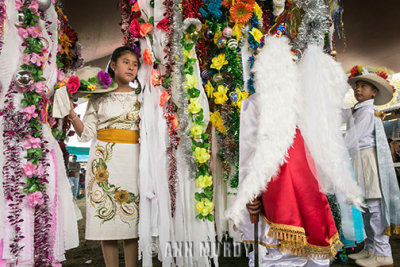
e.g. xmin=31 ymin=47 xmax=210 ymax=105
xmin=291 ymin=0 xmax=330 ymax=57
xmin=161 ymin=0 xmax=181 ymax=217
xmin=0 ymin=0 xmax=5 ymax=58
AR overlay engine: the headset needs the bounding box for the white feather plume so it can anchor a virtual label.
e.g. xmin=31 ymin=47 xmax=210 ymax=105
xmin=297 ymin=45 xmax=364 ymax=209
xmin=226 ymin=36 xmax=301 ymax=226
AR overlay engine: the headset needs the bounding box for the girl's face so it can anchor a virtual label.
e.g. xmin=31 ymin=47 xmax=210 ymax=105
xmin=354 ymin=80 xmax=378 ymax=103
xmin=110 ymin=52 xmax=139 ymax=85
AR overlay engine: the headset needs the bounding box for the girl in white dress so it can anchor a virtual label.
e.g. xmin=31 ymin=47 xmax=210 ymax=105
xmin=68 ymin=46 xmax=141 ymax=267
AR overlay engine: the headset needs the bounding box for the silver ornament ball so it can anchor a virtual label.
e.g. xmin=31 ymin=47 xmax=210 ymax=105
xmin=37 ymin=0 xmax=52 ymax=11
xmin=227 ymin=39 xmax=238 ymax=50
xmin=15 ymin=70 xmax=34 ymax=88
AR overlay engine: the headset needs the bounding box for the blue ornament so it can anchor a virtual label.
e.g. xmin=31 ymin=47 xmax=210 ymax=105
xmin=230 ymin=92 xmax=239 ymax=103
xmin=216 ymin=37 xmax=227 ymax=48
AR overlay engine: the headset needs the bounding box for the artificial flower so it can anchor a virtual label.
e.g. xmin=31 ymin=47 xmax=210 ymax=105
xmin=232 ymin=23 xmax=243 ymax=41
xmin=210 ymin=54 xmax=228 ymax=71
xmin=196 ymin=175 xmax=213 ymax=189
xmin=143 ymin=49 xmax=153 ymax=65
xmin=140 ymin=23 xmax=153 ymax=37
xmin=253 ymin=2 xmax=263 ymax=19
xmin=210 ymin=111 xmax=227 ymax=134
xmin=376 ymin=71 xmax=388 ymax=80
xmin=171 ymin=114 xmax=179 ymax=130
xmin=94 ymin=167 xmax=109 ymax=183
xmin=205 ymin=80 xmax=214 ymax=98
xmin=186 ymin=74 xmax=198 ymax=89
xmin=213 ymin=85 xmax=229 ymax=105
xmin=34 ymin=81 xmax=47 ymax=95
xmin=188 ymin=98 xmax=202 ymax=114
xmin=30 ymin=53 xmax=45 ymax=67
xmin=87 ymin=84 xmax=96 ymax=91
xmin=230 ymin=2 xmax=253 ymax=24
xmin=236 ymin=88 xmax=250 ymax=109
xmin=22 ymin=53 xmax=31 ymax=65
xmin=222 ymin=0 xmax=233 ymax=9
xmin=57 ymin=70 xmax=66 ymax=81
xmin=35 ymin=163 xmax=45 ymax=177
xmin=349 ymin=65 xmax=362 ymax=78
xmin=67 ymin=75 xmax=80 ymax=94
xmin=190 ymin=124 xmax=203 ymax=139
xmin=97 ymin=71 xmax=112 ymax=88
xmin=249 ymin=28 xmax=263 ymax=43
xmin=195 ymin=198 xmax=214 ymax=216
xmin=114 ymin=190 xmax=129 ymax=204
xmin=129 ymin=19 xmax=142 ymax=38
xmin=27 ymin=191 xmax=44 ymax=207
xmin=156 ymin=17 xmax=169 ymax=32
xmin=193 ymin=147 xmax=210 ymax=164
xmin=151 ymin=69 xmax=161 ymax=86
xmin=18 ymin=28 xmax=29 ymax=39
xmin=27 ymin=26 xmax=41 ymax=38
xmin=213 ymin=29 xmax=222 ymax=45
xmin=159 ymin=91 xmax=171 ymax=107
xmin=29 ymin=1 xmax=39 ymax=12
xmin=23 ymin=161 xmax=36 ymax=177
xmin=132 ymin=1 xmax=140 ymax=12
xmin=24 ymin=105 xmax=38 ymax=121
xmin=15 ymin=0 xmax=23 ymax=10
xmin=24 ymin=135 xmax=41 ymax=149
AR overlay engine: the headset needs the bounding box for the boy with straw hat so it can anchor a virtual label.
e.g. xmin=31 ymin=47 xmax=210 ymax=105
xmin=347 ymin=66 xmax=400 ymax=267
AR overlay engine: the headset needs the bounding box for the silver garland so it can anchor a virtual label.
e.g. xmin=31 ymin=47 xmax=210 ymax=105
xmin=170 ymin=0 xmax=196 ymax=178
xmin=291 ymin=0 xmax=330 ymax=58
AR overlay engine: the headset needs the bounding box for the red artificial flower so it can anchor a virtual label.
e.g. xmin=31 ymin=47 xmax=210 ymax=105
xmin=376 ymin=71 xmax=388 ymax=80
xmin=151 ymin=69 xmax=162 ymax=86
xmin=67 ymin=75 xmax=80 ymax=94
xmin=159 ymin=91 xmax=171 ymax=107
xmin=156 ymin=17 xmax=169 ymax=32
xmin=129 ymin=19 xmax=142 ymax=38
xmin=131 ymin=1 xmax=140 ymax=12
xmin=349 ymin=65 xmax=361 ymax=78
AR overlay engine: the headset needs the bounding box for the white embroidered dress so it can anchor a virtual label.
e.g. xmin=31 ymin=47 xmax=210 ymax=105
xmin=80 ymin=91 xmax=141 ymax=240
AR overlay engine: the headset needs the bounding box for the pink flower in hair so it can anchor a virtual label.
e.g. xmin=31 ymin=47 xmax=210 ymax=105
xmin=27 ymin=191 xmax=44 ymax=207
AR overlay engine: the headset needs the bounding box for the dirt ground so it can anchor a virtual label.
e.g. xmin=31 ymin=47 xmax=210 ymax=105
xmin=63 ymin=198 xmax=400 ymax=267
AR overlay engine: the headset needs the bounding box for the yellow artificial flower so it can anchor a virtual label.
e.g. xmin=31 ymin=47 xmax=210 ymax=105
xmin=249 ymin=28 xmax=263 ymax=44
xmin=236 ymin=88 xmax=250 ymax=109
xmin=254 ymin=2 xmax=263 ymax=19
xmin=188 ymin=98 xmax=202 ymax=114
xmin=195 ymin=198 xmax=214 ymax=217
xmin=213 ymin=29 xmax=222 ymax=44
xmin=184 ymin=49 xmax=191 ymax=60
xmin=205 ymin=80 xmax=214 ymax=98
xmin=232 ymin=23 xmax=243 ymax=41
xmin=210 ymin=54 xmax=228 ymax=71
xmin=193 ymin=147 xmax=210 ymax=164
xmin=88 ymin=84 xmax=96 ymax=91
xmin=210 ymin=111 xmax=227 ymax=134
xmin=190 ymin=124 xmax=204 ymax=139
xmin=186 ymin=74 xmax=198 ymax=89
xmin=196 ymin=175 xmax=213 ymax=189
xmin=213 ymin=85 xmax=229 ymax=104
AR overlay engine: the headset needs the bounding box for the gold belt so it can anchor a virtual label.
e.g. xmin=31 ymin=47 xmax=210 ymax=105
xmin=97 ymin=129 xmax=139 ymax=144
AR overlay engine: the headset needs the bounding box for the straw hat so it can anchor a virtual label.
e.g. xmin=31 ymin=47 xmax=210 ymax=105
xmin=348 ymin=66 xmax=394 ymax=105
xmin=73 ymin=66 xmax=118 ymax=97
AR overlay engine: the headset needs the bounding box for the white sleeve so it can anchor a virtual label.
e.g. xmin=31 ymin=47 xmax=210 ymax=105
xmin=78 ymin=97 xmax=99 ymax=143
xmin=238 ymin=95 xmax=258 ymax=184
xmin=353 ymin=109 xmax=375 ymax=144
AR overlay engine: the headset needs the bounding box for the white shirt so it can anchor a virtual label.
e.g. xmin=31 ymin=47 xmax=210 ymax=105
xmin=353 ymin=99 xmax=376 ymax=150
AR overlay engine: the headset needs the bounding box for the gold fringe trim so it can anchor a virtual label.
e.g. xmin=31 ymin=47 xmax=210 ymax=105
xmin=384 ymin=225 xmax=400 ymax=236
xmin=242 ymin=239 xmax=280 ymax=249
xmin=261 ymin=214 xmax=343 ymax=260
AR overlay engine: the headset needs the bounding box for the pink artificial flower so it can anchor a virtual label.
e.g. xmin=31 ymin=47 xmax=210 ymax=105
xmin=34 ymin=81 xmax=47 ymax=94
xmin=159 ymin=91 xmax=171 ymax=107
xmin=67 ymin=75 xmax=80 ymax=94
xmin=27 ymin=191 xmax=44 ymax=207
xmin=30 ymin=53 xmax=45 ymax=67
xmin=18 ymin=28 xmax=29 ymax=39
xmin=35 ymin=163 xmax=45 ymax=177
xmin=57 ymin=43 xmax=61 ymax=52
xmin=27 ymin=26 xmax=41 ymax=38
xmin=15 ymin=0 xmax=24 ymax=10
xmin=24 ymin=135 xmax=41 ymax=149
xmin=57 ymin=70 xmax=65 ymax=81
xmin=23 ymin=161 xmax=36 ymax=177
xmin=29 ymin=1 xmax=39 ymax=12
xmin=129 ymin=19 xmax=141 ymax=38
xmin=22 ymin=53 xmax=31 ymax=65
xmin=24 ymin=105 xmax=38 ymax=121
